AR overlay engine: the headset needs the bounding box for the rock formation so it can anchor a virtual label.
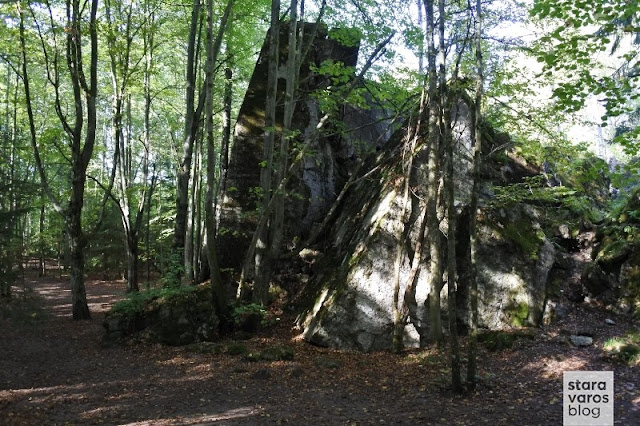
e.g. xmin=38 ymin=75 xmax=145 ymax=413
xmin=217 ymin=22 xmax=395 ymax=270
xmin=295 ymin=100 xmax=558 ymax=351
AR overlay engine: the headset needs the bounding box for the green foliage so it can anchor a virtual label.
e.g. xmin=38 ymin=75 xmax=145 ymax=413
xmin=110 ymin=285 xmax=197 ymax=317
xmin=499 ymin=221 xmax=545 ymax=260
xmin=530 ymin=0 xmax=640 ymax=154
xmin=603 ymin=331 xmax=640 ymax=365
xmin=161 ymin=250 xmax=185 ymax=288
xmin=226 ymin=342 xmax=249 ymax=356
xmin=328 ymin=27 xmax=363 ymax=48
xmin=232 ymin=303 xmax=267 ymax=331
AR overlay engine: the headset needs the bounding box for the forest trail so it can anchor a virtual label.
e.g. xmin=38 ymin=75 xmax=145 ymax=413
xmin=0 ymin=270 xmax=639 ymax=425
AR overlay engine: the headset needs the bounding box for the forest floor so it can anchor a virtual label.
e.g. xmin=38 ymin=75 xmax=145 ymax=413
xmin=0 ymin=268 xmax=639 ymax=425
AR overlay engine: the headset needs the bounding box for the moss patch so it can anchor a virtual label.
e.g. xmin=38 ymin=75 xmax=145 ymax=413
xmin=500 ymin=221 xmax=545 ymax=260
xmin=505 ymin=301 xmax=531 ymax=327
xmin=104 ymin=283 xmax=218 ymax=346
xmin=478 ymin=329 xmax=536 ymax=352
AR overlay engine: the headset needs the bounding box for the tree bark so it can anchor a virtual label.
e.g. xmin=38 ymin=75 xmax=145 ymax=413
xmin=437 ymin=0 xmax=462 ymax=393
xmin=174 ymin=0 xmax=203 ymax=262
xmin=269 ymin=0 xmax=299 ymax=264
xmin=205 ymin=0 xmax=234 ymax=321
xmin=19 ymin=0 xmax=98 ymax=319
xmin=250 ymin=0 xmax=281 ymax=305
xmin=424 ymin=0 xmax=443 ymax=345
xmin=467 ymin=0 xmax=483 ymax=390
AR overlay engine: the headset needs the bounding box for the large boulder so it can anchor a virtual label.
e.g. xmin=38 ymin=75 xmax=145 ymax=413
xmin=295 ymin=100 xmax=557 ymax=351
xmin=217 ymin=23 xmax=395 ymax=270
xmin=584 ymin=187 xmax=640 ymax=315
xmin=104 ymin=284 xmax=219 ymax=346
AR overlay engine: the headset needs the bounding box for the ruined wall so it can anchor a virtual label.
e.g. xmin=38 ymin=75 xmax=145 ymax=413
xmin=296 ymin=101 xmax=557 ymax=352
xmin=217 ymin=23 xmax=395 ymax=270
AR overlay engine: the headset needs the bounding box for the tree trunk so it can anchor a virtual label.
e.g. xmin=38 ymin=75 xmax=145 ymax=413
xmin=185 ymin=137 xmax=200 ymax=284
xmin=19 ymin=0 xmax=98 ymax=320
xmin=174 ymin=0 xmax=202 ymax=260
xmin=467 ymin=0 xmax=483 ymax=390
xmin=424 ymin=0 xmax=443 ymax=345
xmin=219 ymin=65 xmax=233 ymax=195
xmin=126 ymin=234 xmax=139 ymax=293
xmin=249 ymin=0 xmax=280 ymax=304
xmin=269 ymin=0 xmax=299 ymax=263
xmin=39 ymin=202 xmax=45 ymax=277
xmin=205 ymin=0 xmax=234 ymax=321
xmin=68 ymin=176 xmax=91 ymax=319
xmin=436 ymin=0 xmax=462 ymax=392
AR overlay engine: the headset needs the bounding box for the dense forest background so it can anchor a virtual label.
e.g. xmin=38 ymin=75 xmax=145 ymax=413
xmin=1 ymin=0 xmax=639 ymax=394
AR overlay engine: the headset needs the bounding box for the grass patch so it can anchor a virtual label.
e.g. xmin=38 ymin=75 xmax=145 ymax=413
xmin=603 ymin=330 xmax=640 ymax=366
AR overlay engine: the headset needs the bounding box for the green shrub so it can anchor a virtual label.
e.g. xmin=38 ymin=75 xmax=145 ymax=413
xmin=232 ymin=303 xmax=267 ymax=332
xmin=603 ymin=331 xmax=640 ymax=366
xmin=110 ymin=286 xmax=196 ymax=316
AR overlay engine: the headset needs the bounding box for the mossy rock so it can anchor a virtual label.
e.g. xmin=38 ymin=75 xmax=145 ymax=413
xmin=505 ymin=301 xmax=531 ymax=327
xmin=596 ymin=239 xmax=631 ymax=266
xmin=104 ymin=283 xmax=218 ymax=346
xmin=478 ymin=330 xmax=535 ymax=352
xmin=499 ymin=221 xmax=545 ymax=260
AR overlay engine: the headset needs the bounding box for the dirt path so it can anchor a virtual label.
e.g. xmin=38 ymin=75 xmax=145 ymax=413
xmin=0 ymin=273 xmax=639 ymax=425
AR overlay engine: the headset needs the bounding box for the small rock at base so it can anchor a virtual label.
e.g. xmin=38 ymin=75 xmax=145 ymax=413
xmin=570 ymin=335 xmax=593 ymax=347
xmin=604 ymin=318 xmax=616 ymax=325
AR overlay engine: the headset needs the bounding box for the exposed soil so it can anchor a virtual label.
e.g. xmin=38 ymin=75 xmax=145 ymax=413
xmin=1 ymin=268 xmax=639 ymax=425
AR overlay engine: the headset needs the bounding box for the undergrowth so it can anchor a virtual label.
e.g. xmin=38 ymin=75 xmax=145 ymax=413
xmin=109 ymin=286 xmax=197 ymax=316
xmin=603 ymin=330 xmax=640 ymax=366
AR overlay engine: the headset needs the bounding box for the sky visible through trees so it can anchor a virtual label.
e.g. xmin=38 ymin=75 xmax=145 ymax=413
xmin=0 ymin=0 xmax=638 ymax=323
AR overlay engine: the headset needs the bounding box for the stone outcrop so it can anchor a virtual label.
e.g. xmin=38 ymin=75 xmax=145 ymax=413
xmin=103 ymin=284 xmax=218 ymax=346
xmin=217 ymin=23 xmax=395 ymax=270
xmin=582 ymin=187 xmax=640 ymax=315
xmin=295 ymin=100 xmax=558 ymax=352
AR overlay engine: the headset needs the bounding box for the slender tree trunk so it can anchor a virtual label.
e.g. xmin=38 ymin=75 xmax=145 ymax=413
xmin=219 ymin=65 xmax=233 ymax=194
xmin=269 ymin=0 xmax=298 ymax=264
xmin=392 ymin=124 xmax=415 ymax=354
xmin=39 ymin=202 xmax=46 ymax=277
xmin=174 ymin=0 xmax=202 ymax=260
xmin=205 ymin=0 xmax=234 ymax=321
xmin=436 ymin=0 xmax=461 ymax=392
xmin=467 ymin=0 xmax=483 ymax=390
xmin=424 ymin=0 xmax=443 ymax=345
xmin=19 ymin=0 xmax=98 ymax=319
xmin=126 ymin=234 xmax=139 ymax=292
xmin=251 ymin=0 xmax=281 ymax=304
xmin=185 ymin=136 xmax=200 ymax=284
xmin=392 ymin=81 xmax=427 ymax=353
xmin=143 ymin=4 xmax=155 ymax=288
xmin=68 ymin=175 xmax=91 ymax=319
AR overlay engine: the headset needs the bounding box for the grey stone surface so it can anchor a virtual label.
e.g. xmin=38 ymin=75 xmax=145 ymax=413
xmin=570 ymin=335 xmax=594 ymax=347
xmin=296 ymin=100 xmax=556 ymax=351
